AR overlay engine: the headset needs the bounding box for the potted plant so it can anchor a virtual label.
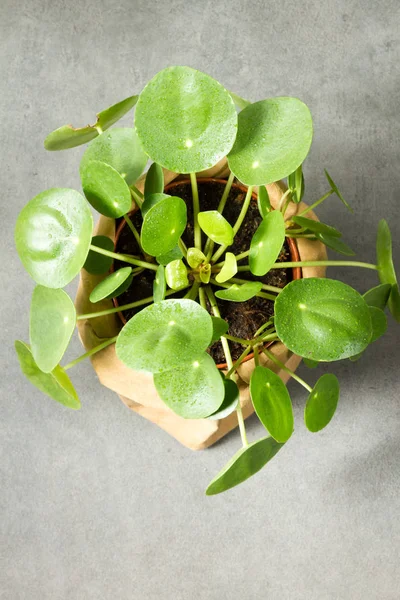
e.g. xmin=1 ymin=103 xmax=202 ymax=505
xmin=15 ymin=66 xmax=400 ymax=495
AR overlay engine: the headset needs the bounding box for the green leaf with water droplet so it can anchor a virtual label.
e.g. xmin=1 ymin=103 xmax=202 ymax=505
xmin=206 ymin=436 xmax=284 ymax=495
xmin=15 ymin=341 xmax=80 ymax=409
xmin=250 ymin=210 xmax=285 ymax=276
xmin=165 ymin=259 xmax=189 ymax=291
xmin=141 ymin=193 xmax=170 ymax=218
xmin=141 ymin=196 xmax=187 ymax=256
xmin=83 ymin=235 xmax=114 ymax=274
xmin=215 ymin=252 xmax=237 ymax=283
xmin=81 ymin=160 xmax=132 ymax=218
xmin=30 ymin=286 xmax=76 ymax=373
xmin=90 ymin=267 xmax=132 ymax=303
xmin=305 ymin=373 xmax=339 ymax=432
xmin=156 ymin=245 xmax=183 ymax=266
xmin=250 ymin=366 xmax=294 ymax=442
xmin=215 ymin=281 xmax=263 ymax=302
xmin=198 ymin=211 xmax=234 ymax=246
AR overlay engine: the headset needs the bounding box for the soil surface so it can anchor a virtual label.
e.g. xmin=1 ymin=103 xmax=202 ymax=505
xmin=114 ymin=179 xmax=293 ymax=364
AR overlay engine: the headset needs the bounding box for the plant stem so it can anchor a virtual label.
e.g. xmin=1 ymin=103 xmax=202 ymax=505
xmin=178 ymin=238 xmax=188 ymax=258
xmin=198 ymin=286 xmax=207 ymax=309
xmin=204 ymin=171 xmax=235 ymax=259
xmin=225 ymin=346 xmax=253 ymax=378
xmin=77 ymin=288 xmax=182 ymax=320
xmin=229 ymin=276 xmax=282 ymax=294
xmin=124 ymin=214 xmax=141 ymax=248
xmin=205 ymin=286 xmax=248 ymax=447
xmin=130 ymin=187 xmax=143 ymax=208
xmin=285 ymin=233 xmax=317 ymax=239
xmin=185 ymin=280 xmax=200 ymax=301
xmin=254 ymin=345 xmax=260 ymax=366
xmin=211 ymin=185 xmax=253 ymax=263
xmin=89 ymin=244 xmax=158 ymax=271
xmin=236 ymin=260 xmax=378 ymax=272
xmin=223 ymin=334 xmax=252 ymax=345
xmin=190 ymin=172 xmax=201 ymax=250
xmin=297 ymin=190 xmax=334 ymax=217
xmin=63 ymin=336 xmax=118 ymax=370
xmin=278 ymin=189 xmax=291 ymax=211
xmin=254 ymin=320 xmax=274 ymax=337
xmin=262 ymin=348 xmax=312 ymax=392
xmin=209 ymin=278 xmax=277 ymax=301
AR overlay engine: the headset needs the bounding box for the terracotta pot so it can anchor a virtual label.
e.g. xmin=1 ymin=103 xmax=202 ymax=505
xmin=112 ymin=177 xmax=302 ymax=370
xmin=75 ymin=158 xmax=327 ymax=450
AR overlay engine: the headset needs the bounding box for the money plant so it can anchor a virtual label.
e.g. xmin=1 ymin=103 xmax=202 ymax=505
xmin=15 ymin=66 xmax=400 ymax=496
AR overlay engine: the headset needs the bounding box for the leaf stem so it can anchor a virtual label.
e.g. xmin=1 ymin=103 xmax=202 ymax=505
xmin=225 ymin=346 xmax=253 ymax=378
xmin=254 ymin=345 xmax=260 ymax=367
xmin=178 ymin=238 xmax=188 ymax=258
xmin=63 ymin=336 xmax=118 ymax=370
xmin=190 ymin=172 xmax=201 ymax=250
xmin=296 ymin=190 xmax=334 ymax=217
xmin=211 ymin=185 xmax=253 ymax=263
xmin=205 ymin=285 xmax=248 ymax=447
xmin=262 ymin=348 xmax=312 ymax=392
xmin=198 ymin=286 xmax=207 ymax=309
xmin=123 ymin=214 xmax=141 ymax=248
xmin=236 ymin=260 xmax=378 ymax=272
xmin=89 ymin=244 xmax=158 ymax=271
xmin=130 ymin=186 xmax=143 ymax=208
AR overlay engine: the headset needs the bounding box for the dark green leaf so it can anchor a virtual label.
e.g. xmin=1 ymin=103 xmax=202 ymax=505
xmin=291 ymin=216 xmax=341 ymax=237
xmin=154 ymin=352 xmax=224 ymax=419
xmin=165 ymin=259 xmax=189 ymax=291
xmin=363 ymin=283 xmax=392 ymax=311
xmin=15 ymin=188 xmax=93 ymax=288
xmin=206 ymin=436 xmax=284 ymax=495
xmin=215 ymin=281 xmax=263 ymax=302
xmin=369 ymin=306 xmax=387 ymax=342
xmin=198 ymin=211 xmax=234 ymax=246
xmin=207 ymin=377 xmax=239 ymax=420
xmin=106 ymin=273 xmax=133 ymax=299
xmin=116 ymin=299 xmax=213 ymax=373
xmin=325 ymin=169 xmax=352 ymax=212
xmin=89 ymin=267 xmax=132 ymax=303
xmin=257 ymin=185 xmax=271 ymax=218
xmin=135 ymin=66 xmax=237 ymax=173
xmin=211 ymin=316 xmax=229 ymax=342
xmin=30 ymin=286 xmax=76 ymax=373
xmin=156 ymin=245 xmax=183 ymax=266
xmin=303 ymin=357 xmax=319 ymax=369
xmin=141 ymin=196 xmax=187 ymax=256
xmin=274 ymin=278 xmax=373 ymax=361
xmin=315 ymin=233 xmax=355 ymax=256
xmin=227 ymin=98 xmax=313 ymax=185
xmin=83 ymin=235 xmax=114 ymax=274
xmin=81 ymin=160 xmax=132 ymax=218
xmin=249 ymin=211 xmax=285 ymax=276
xmin=376 ymin=219 xmax=400 ymax=322
xmin=144 ymin=163 xmax=164 ymax=199
xmin=250 ymin=366 xmax=294 ymax=442
xmin=15 ymin=341 xmax=80 ymax=409
xmin=153 ymin=265 xmax=166 ymax=302
xmin=304 ymin=373 xmax=339 ymax=432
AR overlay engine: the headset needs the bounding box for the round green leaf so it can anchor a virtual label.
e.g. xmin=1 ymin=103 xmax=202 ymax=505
xmin=315 ymin=233 xmax=355 ymax=256
xmin=207 ymin=377 xmax=239 ymax=420
xmin=250 ymin=210 xmax=285 ymax=276
xmin=141 ymin=196 xmax=187 ymax=257
xmin=198 ymin=211 xmax=234 ymax=246
xmin=206 ymin=436 xmax=284 ymax=496
xmin=81 ymin=160 xmax=132 ymax=218
xmin=274 ymin=278 xmax=373 ymax=361
xmin=141 ymin=193 xmax=170 ymax=218
xmin=89 ymin=267 xmax=132 ymax=303
xmin=165 ymin=259 xmax=189 ymax=291
xmin=30 ymin=286 xmax=76 ymax=373
xmin=250 ymin=366 xmax=294 ymax=442
xmin=369 ymin=306 xmax=387 ymax=343
xmin=187 ymin=248 xmax=206 ymax=269
xmin=135 ymin=66 xmax=238 ymax=173
xmin=83 ymin=235 xmax=114 ymax=275
xmin=291 ymin=216 xmax=341 ymax=238
xmin=106 ymin=273 xmax=134 ymax=299
xmin=363 ymin=283 xmax=392 ymax=311
xmin=227 ymin=98 xmax=313 ymax=185
xmin=215 ymin=281 xmax=263 ymax=302
xmin=80 ymin=128 xmax=147 ymax=185
xmin=325 ymin=169 xmax=352 ymax=212
xmin=211 ymin=316 xmax=229 ymax=342
xmin=376 ymin=219 xmax=400 ymax=322
xmin=153 ymin=265 xmax=166 ymax=302
xmin=257 ymin=185 xmax=271 ymax=218
xmin=15 ymin=188 xmax=93 ymax=288
xmin=156 ymin=245 xmax=183 ymax=266
xmin=15 ymin=341 xmax=80 ymax=409
xmin=44 ymin=95 xmax=138 ymax=151
xmin=215 ymin=252 xmax=237 ymax=283
xmin=154 ymin=352 xmax=224 ymax=419
xmin=304 ymin=373 xmax=339 ymax=432
xmin=116 ymin=299 xmax=213 ymax=373
xmin=144 ymin=163 xmax=164 ymax=199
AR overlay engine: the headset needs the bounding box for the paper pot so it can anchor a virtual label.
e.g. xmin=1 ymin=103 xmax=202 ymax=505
xmin=75 ymin=159 xmax=327 ymax=450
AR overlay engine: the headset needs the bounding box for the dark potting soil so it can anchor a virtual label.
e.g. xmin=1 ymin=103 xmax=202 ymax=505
xmin=114 ymin=179 xmax=293 ymax=365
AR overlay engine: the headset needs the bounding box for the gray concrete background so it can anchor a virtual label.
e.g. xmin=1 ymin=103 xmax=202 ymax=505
xmin=1 ymin=1 xmax=400 ymax=598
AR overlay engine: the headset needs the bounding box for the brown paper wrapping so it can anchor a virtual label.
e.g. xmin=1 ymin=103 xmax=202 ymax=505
xmin=75 ymin=159 xmax=327 ymax=450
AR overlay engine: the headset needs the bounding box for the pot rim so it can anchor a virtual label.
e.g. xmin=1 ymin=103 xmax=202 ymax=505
xmin=112 ymin=177 xmax=302 ymax=370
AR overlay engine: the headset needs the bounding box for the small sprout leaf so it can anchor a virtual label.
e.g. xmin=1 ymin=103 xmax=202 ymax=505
xmin=215 ymin=281 xmax=263 ymax=302
xmin=187 ymin=247 xmax=207 ymax=269
xmin=135 ymin=66 xmax=237 ymax=173
xmin=81 ymin=160 xmax=132 ymax=218
xmin=206 ymin=436 xmax=284 ymax=495
xmin=324 ymin=169 xmax=352 ymax=212
xmin=250 ymin=366 xmax=294 ymax=442
xmin=141 ymin=196 xmax=187 ymax=256
xmin=116 ymin=299 xmax=213 ymax=373
xmin=275 ymin=278 xmax=373 ymax=361
xmin=15 ymin=188 xmax=93 ymax=288
xmin=200 ymin=263 xmax=211 ymax=284
xmin=198 ymin=211 xmax=234 ymax=246
xmin=257 ymin=185 xmax=271 ymax=218
xmin=250 ymin=210 xmax=285 ymax=276
xmin=154 ymin=352 xmax=224 ymax=419
xmin=215 ymin=252 xmax=237 ymax=283
xmin=144 ymin=163 xmax=164 ymax=199
xmin=15 ymin=341 xmax=80 ymax=409
xmin=305 ymin=374 xmax=339 ymax=432
xmin=89 ymin=267 xmax=132 ymax=303
xmin=83 ymin=235 xmax=114 ymax=275
xmin=228 ymin=98 xmax=313 ymax=185
xmin=165 ymin=259 xmax=189 ymax=291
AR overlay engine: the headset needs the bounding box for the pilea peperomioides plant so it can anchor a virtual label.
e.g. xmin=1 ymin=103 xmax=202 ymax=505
xmin=15 ymin=66 xmax=400 ymax=495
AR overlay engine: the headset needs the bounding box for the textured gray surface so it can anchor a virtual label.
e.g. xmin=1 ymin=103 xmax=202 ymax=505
xmin=1 ymin=1 xmax=400 ymax=598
